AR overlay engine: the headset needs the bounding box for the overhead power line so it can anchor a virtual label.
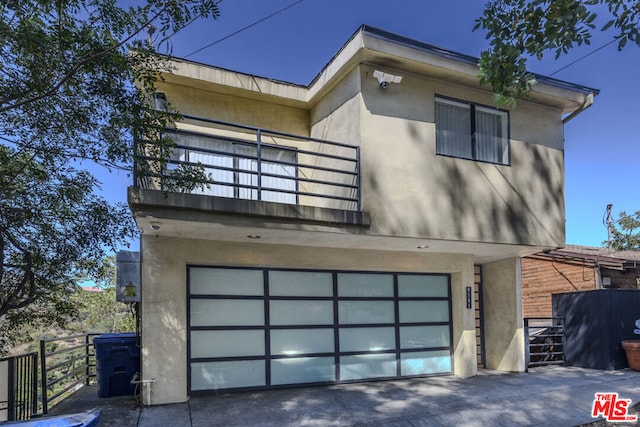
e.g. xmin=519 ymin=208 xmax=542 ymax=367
xmin=549 ymin=38 xmax=617 ymax=76
xmin=184 ymin=0 xmax=305 ymax=59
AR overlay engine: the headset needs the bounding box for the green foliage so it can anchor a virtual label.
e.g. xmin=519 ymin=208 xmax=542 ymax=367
xmin=475 ymin=0 xmax=640 ymax=103
xmin=70 ymin=288 xmax=136 ymax=333
xmin=0 ymin=145 xmax=134 ymax=326
xmin=609 ymin=211 xmax=640 ymax=251
xmin=0 ymin=0 xmax=220 ymax=343
xmin=4 ymin=254 xmax=135 ymax=356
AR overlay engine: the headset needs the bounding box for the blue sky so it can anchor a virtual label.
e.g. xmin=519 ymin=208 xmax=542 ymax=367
xmin=107 ymin=0 xmax=639 ymax=249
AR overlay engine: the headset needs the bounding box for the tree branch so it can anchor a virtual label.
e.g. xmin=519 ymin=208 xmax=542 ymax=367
xmin=0 ymin=270 xmax=37 ymax=314
xmin=0 ymin=232 xmax=4 ymax=286
xmin=5 ymin=138 xmax=134 ymax=173
xmin=0 ymin=4 xmax=171 ymax=113
xmin=0 ymin=229 xmax=36 ymax=316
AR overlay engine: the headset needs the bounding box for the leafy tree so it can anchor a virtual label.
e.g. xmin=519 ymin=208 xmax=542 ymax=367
xmin=70 ymin=287 xmax=137 ymax=333
xmin=5 ymin=256 xmax=135 ymax=355
xmin=474 ymin=0 xmax=640 ymax=103
xmin=0 ymin=0 xmax=219 ymax=352
xmin=72 ymin=255 xmax=135 ymax=333
xmin=609 ymin=211 xmax=640 ymax=251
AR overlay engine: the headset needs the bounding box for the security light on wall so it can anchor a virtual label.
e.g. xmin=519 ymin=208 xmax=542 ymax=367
xmin=373 ymin=70 xmax=403 ymax=88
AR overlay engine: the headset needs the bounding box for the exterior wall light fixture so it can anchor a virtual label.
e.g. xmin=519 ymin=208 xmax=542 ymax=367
xmin=373 ymin=70 xmax=403 ymax=89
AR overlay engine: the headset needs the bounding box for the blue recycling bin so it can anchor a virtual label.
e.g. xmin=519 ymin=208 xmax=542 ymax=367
xmin=93 ymin=333 xmax=140 ymax=398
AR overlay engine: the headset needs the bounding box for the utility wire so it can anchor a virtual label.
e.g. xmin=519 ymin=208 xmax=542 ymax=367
xmin=156 ymin=0 xmax=225 ymax=48
xmin=184 ymin=0 xmax=305 ymax=59
xmin=549 ymin=38 xmax=617 ymax=76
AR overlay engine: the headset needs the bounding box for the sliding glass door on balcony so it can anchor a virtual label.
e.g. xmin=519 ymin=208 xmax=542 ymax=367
xmin=188 ymin=267 xmax=453 ymax=393
xmin=169 ymin=133 xmax=297 ymax=204
xmin=234 ymin=144 xmax=297 ymax=204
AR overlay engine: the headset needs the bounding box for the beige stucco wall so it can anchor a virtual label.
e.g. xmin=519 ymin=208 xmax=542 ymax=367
xmin=155 ymin=80 xmax=310 ymax=136
xmin=353 ymin=64 xmax=564 ymax=247
xmin=307 ymin=68 xmax=363 ymax=210
xmin=482 ymin=258 xmax=525 ymax=372
xmin=310 ymin=68 xmax=361 ymax=143
xmin=140 ymin=235 xmax=477 ymax=405
xmin=154 ymin=62 xmax=566 ymax=248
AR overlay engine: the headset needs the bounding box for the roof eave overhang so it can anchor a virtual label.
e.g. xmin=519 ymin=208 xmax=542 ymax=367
xmin=159 ymin=25 xmax=599 ymax=115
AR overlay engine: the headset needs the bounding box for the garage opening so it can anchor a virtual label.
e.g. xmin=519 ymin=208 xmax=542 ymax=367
xmin=188 ymin=267 xmax=453 ymax=392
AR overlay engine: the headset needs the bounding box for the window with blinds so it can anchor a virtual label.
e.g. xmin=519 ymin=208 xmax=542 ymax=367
xmin=435 ymin=96 xmax=509 ymax=165
xmin=168 ymin=133 xmax=297 ymax=204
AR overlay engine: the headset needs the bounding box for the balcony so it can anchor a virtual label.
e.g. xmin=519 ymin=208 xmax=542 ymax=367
xmin=130 ymin=115 xmax=369 ymax=230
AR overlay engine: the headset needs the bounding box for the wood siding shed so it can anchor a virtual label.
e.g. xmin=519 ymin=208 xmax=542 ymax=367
xmin=521 ymin=255 xmax=597 ymax=318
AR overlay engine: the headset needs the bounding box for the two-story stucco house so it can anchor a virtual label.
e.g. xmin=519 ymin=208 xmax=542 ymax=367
xmin=127 ymin=25 xmax=598 ymax=405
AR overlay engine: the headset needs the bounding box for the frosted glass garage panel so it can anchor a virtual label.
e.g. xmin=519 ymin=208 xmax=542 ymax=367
xmin=190 ymin=299 xmax=264 ymax=327
xmin=190 ymin=268 xmax=263 ymax=295
xmin=397 ymin=275 xmax=448 ymax=298
xmin=271 ymin=357 xmax=335 ymax=385
xmin=399 ymin=301 xmax=450 ymax=323
xmin=270 ymin=300 xmax=333 ymax=325
xmin=340 ymin=354 xmax=397 ymax=381
xmin=339 ymin=327 xmax=395 ymax=352
xmin=191 ymin=330 xmax=265 ymax=358
xmin=400 ymin=350 xmax=452 ymax=375
xmin=338 ymin=301 xmax=394 ymax=324
xmin=271 ymin=328 xmax=334 ymax=355
xmin=338 ymin=273 xmax=393 ymax=297
xmin=400 ymin=326 xmax=451 ymax=349
xmin=191 ymin=360 xmax=265 ymax=390
xmin=268 ymin=271 xmax=333 ymax=297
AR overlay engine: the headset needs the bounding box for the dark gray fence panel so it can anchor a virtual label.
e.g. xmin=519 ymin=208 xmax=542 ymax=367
xmin=553 ymin=289 xmax=640 ymax=370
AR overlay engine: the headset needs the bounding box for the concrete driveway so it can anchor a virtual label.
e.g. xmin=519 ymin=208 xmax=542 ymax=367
xmin=50 ymin=366 xmax=640 ymax=426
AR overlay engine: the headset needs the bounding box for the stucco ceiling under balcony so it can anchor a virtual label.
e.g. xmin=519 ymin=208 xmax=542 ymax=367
xmin=129 ymin=188 xmax=553 ymax=265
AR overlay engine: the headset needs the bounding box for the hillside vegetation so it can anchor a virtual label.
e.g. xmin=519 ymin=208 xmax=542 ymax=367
xmin=6 ymin=287 xmax=135 ymax=357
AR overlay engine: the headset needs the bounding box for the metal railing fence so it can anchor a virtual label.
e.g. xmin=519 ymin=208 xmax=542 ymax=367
xmin=40 ymin=333 xmax=100 ymax=414
xmin=524 ymin=317 xmax=566 ymax=371
xmin=0 ymin=352 xmax=38 ymax=422
xmin=134 ymin=115 xmax=362 ymax=211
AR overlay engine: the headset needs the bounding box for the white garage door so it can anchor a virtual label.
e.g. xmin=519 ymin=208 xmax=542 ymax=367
xmin=188 ymin=267 xmax=452 ymax=392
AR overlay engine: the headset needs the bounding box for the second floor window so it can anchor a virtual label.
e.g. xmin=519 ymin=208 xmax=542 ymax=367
xmin=435 ymin=96 xmax=509 ymax=165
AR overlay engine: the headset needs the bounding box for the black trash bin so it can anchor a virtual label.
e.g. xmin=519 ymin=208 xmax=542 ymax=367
xmin=93 ymin=333 xmax=140 ymax=397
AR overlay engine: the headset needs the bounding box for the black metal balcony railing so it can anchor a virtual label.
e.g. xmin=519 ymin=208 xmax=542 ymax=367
xmin=134 ymin=115 xmax=361 ymax=212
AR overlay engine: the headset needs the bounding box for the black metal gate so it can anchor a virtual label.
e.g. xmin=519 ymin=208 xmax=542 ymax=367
xmin=474 ymin=265 xmax=486 ymax=368
xmin=524 ymin=317 xmax=565 ymax=371
xmin=0 ymin=352 xmax=38 ymax=422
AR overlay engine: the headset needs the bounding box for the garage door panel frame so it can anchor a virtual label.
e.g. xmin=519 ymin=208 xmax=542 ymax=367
xmin=187 ymin=266 xmax=453 ymax=393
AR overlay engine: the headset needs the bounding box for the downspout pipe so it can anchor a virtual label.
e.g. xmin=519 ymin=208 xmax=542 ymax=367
xmin=562 ymin=92 xmax=594 ymax=124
